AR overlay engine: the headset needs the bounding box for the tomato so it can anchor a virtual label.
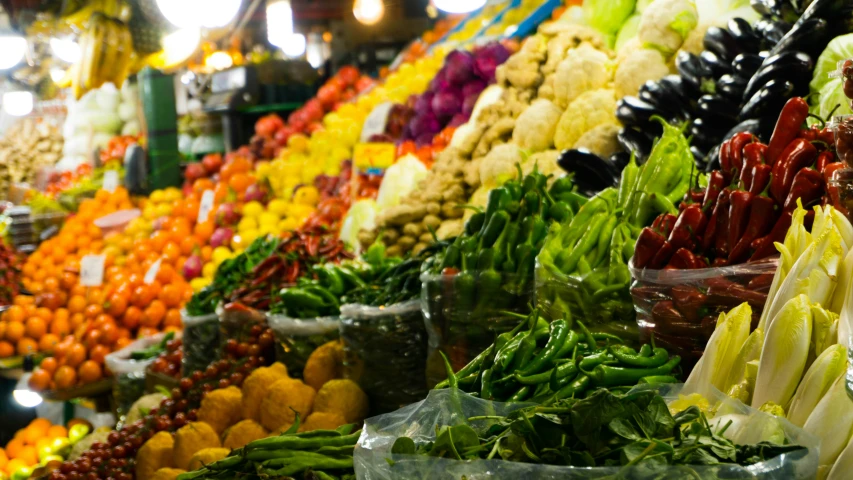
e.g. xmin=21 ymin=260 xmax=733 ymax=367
xmin=201 ymin=153 xmax=223 ymax=173
xmin=337 ymin=65 xmax=360 ymax=86
xmin=317 ymin=84 xmax=341 ymax=109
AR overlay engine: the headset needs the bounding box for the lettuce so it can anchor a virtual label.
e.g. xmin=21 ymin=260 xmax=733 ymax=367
xmin=811 ymin=34 xmax=853 ymax=95
xmin=583 ymin=0 xmax=636 ymax=35
xmin=615 ymin=14 xmax=642 ymax=52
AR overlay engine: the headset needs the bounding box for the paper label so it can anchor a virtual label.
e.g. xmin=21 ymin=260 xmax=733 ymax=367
xmin=144 ymin=258 xmax=162 ymax=285
xmin=102 ymin=170 xmax=119 ymax=193
xmin=79 ymin=254 xmax=105 ymax=286
xmin=198 ymin=190 xmax=215 ymax=223
xmin=353 ymin=143 xmax=396 ymax=170
xmin=359 ymin=102 xmax=394 ymax=142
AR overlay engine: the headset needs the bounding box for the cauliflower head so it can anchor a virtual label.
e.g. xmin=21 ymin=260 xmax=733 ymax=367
xmin=522 ymin=150 xmax=562 ymax=179
xmin=553 ymin=43 xmax=613 ymax=109
xmin=303 ymin=340 xmax=344 ymax=391
xmin=314 ymin=379 xmax=369 ymax=424
xmin=151 ymin=468 xmax=186 ymax=480
xmin=172 ymin=422 xmax=221 ymax=470
xmin=542 ymin=26 xmax=608 ymax=74
xmin=136 ymin=431 xmax=174 ymax=480
xmin=298 ymin=412 xmax=347 ymax=432
xmin=197 ymin=386 xmax=243 ymax=435
xmin=126 ymin=393 xmax=166 ymax=425
xmin=241 ymin=363 xmax=289 ymax=422
xmin=554 ymin=89 xmax=618 ymax=150
xmin=260 ymin=378 xmax=317 ymax=432
xmin=574 ymin=124 xmax=622 ymax=158
xmin=479 ymin=143 xmax=524 ymax=189
xmin=223 ymin=419 xmax=269 ymax=449
xmin=187 ymin=447 xmax=230 ymax=471
xmin=614 ymin=47 xmax=670 ymax=99
xmin=639 ymin=0 xmax=699 ymax=56
xmin=512 ymin=99 xmax=563 ymax=153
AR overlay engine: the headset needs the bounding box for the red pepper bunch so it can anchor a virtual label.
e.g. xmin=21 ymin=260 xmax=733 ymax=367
xmin=0 ymin=240 xmax=21 ymax=306
xmin=635 ymin=97 xmax=841 ymax=270
xmin=303 ymin=161 xmax=383 ymax=231
xmin=227 ymin=227 xmax=353 ymax=309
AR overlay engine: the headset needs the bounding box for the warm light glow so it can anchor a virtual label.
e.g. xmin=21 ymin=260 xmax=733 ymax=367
xmin=433 ymin=0 xmax=485 ymax=14
xmin=3 ymin=91 xmax=33 ymax=116
xmin=322 ymin=31 xmax=333 ymax=42
xmin=353 ymin=0 xmax=384 ymax=25
xmin=0 ymin=36 xmax=27 ymax=70
xmin=50 ymin=37 xmax=81 ymax=63
xmin=200 ymin=0 xmax=242 ymax=28
xmin=13 ymin=375 xmax=42 ymax=407
xmin=156 ymin=0 xmax=241 ymax=28
xmin=282 ymin=34 xmax=306 ymax=58
xmin=267 ymin=0 xmax=295 ymax=48
xmin=50 ymin=67 xmax=66 ymax=83
xmin=162 ymin=28 xmax=201 ymax=67
xmin=206 ymin=51 xmax=234 ymax=70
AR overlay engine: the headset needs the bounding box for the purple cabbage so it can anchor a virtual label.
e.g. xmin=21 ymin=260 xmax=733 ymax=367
xmin=414 ymin=92 xmax=435 ymax=116
xmin=445 ymin=50 xmax=476 ymax=85
xmin=429 ymin=69 xmax=450 ymax=92
xmin=473 ymin=42 xmax=511 ymax=83
xmin=448 ymin=113 xmax=469 ymax=128
xmin=410 ymin=112 xmax=441 ymax=138
xmin=462 ymin=80 xmax=486 ymax=99
xmin=462 ymin=93 xmax=479 ymax=116
xmin=431 ymin=88 xmax=463 ymax=119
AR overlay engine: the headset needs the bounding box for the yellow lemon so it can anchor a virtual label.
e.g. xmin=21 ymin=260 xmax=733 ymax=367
xmin=202 ymin=262 xmax=216 ymax=279
xmin=149 ymin=189 xmax=165 ymax=203
xmin=268 ymin=199 xmax=289 ymax=217
xmin=258 ymin=212 xmax=280 ymax=227
xmin=190 ymin=277 xmax=211 ymax=292
xmin=212 ymin=247 xmax=232 ymax=265
xmin=237 ymin=217 xmax=258 ymax=232
xmin=242 ymin=201 xmax=265 ymax=218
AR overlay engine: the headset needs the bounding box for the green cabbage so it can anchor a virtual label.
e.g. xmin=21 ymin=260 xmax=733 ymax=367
xmin=813 ymin=78 xmax=852 ymax=122
xmin=583 ymin=0 xmax=636 ymax=35
xmin=615 ymin=14 xmax=642 ymax=52
xmin=811 ymin=34 xmax=853 ymax=95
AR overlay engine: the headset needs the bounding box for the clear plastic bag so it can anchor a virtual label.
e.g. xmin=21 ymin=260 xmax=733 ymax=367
xmin=629 ymin=258 xmax=778 ymax=374
xmin=106 ymin=333 xmax=177 ymax=422
xmin=421 ymin=272 xmax=533 ymax=388
xmin=181 ymin=310 xmax=220 ymax=377
xmin=219 ymin=304 xmax=268 ymax=347
xmin=268 ymin=313 xmax=340 ymax=378
xmin=339 ymin=301 xmax=428 ymax=415
xmin=354 ymin=384 xmax=819 ymax=480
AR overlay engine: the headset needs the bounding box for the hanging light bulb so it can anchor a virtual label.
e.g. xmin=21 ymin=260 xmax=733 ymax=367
xmin=3 ymin=91 xmax=33 ymax=116
xmin=282 ymin=33 xmax=306 ymax=58
xmin=50 ymin=37 xmax=81 ymax=63
xmin=161 ymin=28 xmax=201 ymax=67
xmin=0 ymin=36 xmax=27 ymax=70
xmin=353 ymin=0 xmax=384 ymax=25
xmin=206 ymin=51 xmax=234 ymax=70
xmin=267 ymin=0 xmax=295 ymax=48
xmin=433 ymin=0 xmax=485 ymax=14
xmin=200 ymin=0 xmax=242 ymax=28
xmin=156 ymin=0 xmax=241 ymax=29
xmin=49 ymin=67 xmax=67 ymax=84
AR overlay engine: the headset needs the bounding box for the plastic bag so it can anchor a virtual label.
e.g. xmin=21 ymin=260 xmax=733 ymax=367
xmin=219 ymin=303 xmax=268 ymax=349
xmin=421 ymin=272 xmax=533 ymax=388
xmin=354 ymin=384 xmax=819 ymax=480
xmin=339 ymin=301 xmax=428 ymax=415
xmin=106 ymin=333 xmax=177 ymax=422
xmin=268 ymin=313 xmax=339 ymax=378
xmin=181 ymin=310 xmax=220 ymax=377
xmin=629 ymin=258 xmax=778 ymax=374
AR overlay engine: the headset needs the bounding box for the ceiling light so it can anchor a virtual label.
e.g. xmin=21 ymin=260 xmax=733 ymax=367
xmin=156 ymin=0 xmax=241 ymax=29
xmin=0 ymin=36 xmax=27 ymax=70
xmin=206 ymin=51 xmax=234 ymax=70
xmin=353 ymin=0 xmax=384 ymax=25
xmin=3 ymin=91 xmax=33 ymax=116
xmin=267 ymin=0 xmax=294 ymax=48
xmin=282 ymin=34 xmax=306 ymax=58
xmin=433 ymin=0 xmax=485 ymax=14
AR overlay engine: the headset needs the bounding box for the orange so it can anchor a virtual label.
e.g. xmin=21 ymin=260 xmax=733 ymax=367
xmin=194 ymin=221 xmax=214 ymax=242
xmin=142 ymin=300 xmax=166 ymax=328
xmin=155 ymin=264 xmax=177 ymax=285
xmin=89 ymin=344 xmax=109 ymax=365
xmin=24 ymin=317 xmax=46 ymax=339
xmin=69 ymin=313 xmax=85 ymax=331
xmin=34 ymin=307 xmax=53 ymax=322
xmin=163 ymin=309 xmax=182 ymax=329
xmin=16 ymin=445 xmax=37 ymax=465
xmin=16 ymin=338 xmax=38 ymax=356
xmin=5 ymin=322 xmax=24 ymax=342
xmin=137 ymin=327 xmax=159 ymax=338
xmin=0 ymin=321 xmax=6 ymax=340
xmin=54 ymin=365 xmax=77 ymax=389
xmin=13 ymin=296 xmax=33 ymax=307
xmin=27 ymin=418 xmax=50 ymax=437
xmin=66 ymin=343 xmax=86 ymax=368
xmin=106 ymin=293 xmax=129 ymax=318
xmin=150 ymin=231 xmax=170 ymax=252
xmin=122 ymin=306 xmax=143 ymax=330
xmin=7 ymin=459 xmax=26 ymax=474
xmin=78 ymin=360 xmax=102 ymax=384
xmin=43 ymin=277 xmax=60 ymax=292
xmin=131 ymin=284 xmax=156 ymax=308
xmin=4 ymin=305 xmax=25 ymax=324
xmin=100 ymin=323 xmax=119 ymax=346
xmin=158 ymin=284 xmax=183 ymax=308
xmin=39 ymin=357 xmax=57 ymax=375
xmin=0 ymin=341 xmax=14 ymax=358
xmin=46 ymin=425 xmax=67 ymax=439
xmin=200 ymin=246 xmax=213 ymax=262
xmin=38 ymin=334 xmax=59 ymax=353
xmin=84 ymin=304 xmax=103 ymax=319
xmin=114 ymin=337 xmax=132 ymax=350
xmin=5 ymin=439 xmax=23 ymax=459
xmin=162 ymin=242 xmax=181 ymax=262
xmin=50 ymin=316 xmax=70 ymax=338
xmin=0 ymin=448 xmax=7 ymax=471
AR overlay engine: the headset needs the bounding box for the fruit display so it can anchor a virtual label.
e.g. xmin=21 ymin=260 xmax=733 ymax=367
xmin=0 ymin=239 xmax=21 ymax=307
xmin=0 ymin=118 xmax=63 ymax=198
xmin=71 ymin=11 xmax=133 ymax=99
xmin=0 ymin=418 xmax=85 ymax=480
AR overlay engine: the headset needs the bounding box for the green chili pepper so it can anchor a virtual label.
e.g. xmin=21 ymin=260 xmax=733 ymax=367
xmin=578 ymin=350 xmax=614 ymax=370
xmin=638 ymin=344 xmax=652 ymax=357
xmin=617 ymin=153 xmax=640 ymax=211
xmin=516 ymin=356 xmax=577 ymax=386
xmin=302 ymin=286 xmax=340 ymax=309
xmin=549 ymin=176 xmax=574 ymax=197
xmin=584 ymin=356 xmax=681 ymax=387
xmin=477 ymin=248 xmax=495 ymax=271
xmin=509 ymin=332 xmax=538 ymax=373
xmin=454 ymin=270 xmax=476 ymax=314
xmin=559 ymin=213 xmax=608 ymax=274
xmin=592 ymin=283 xmax=628 ymax=302
xmin=531 ymin=217 xmax=548 ymax=246
xmin=440 ymin=351 xmax=458 ymax=389
xmin=278 ymin=289 xmax=326 ymax=310
xmin=335 ymin=265 xmax=367 ymax=290
xmin=576 ymin=320 xmax=596 ymax=347
xmin=482 ymin=188 xmax=511 ymax=231
xmin=549 ymin=374 xmax=591 ymax=403
xmin=522 ymin=174 xmax=537 ymax=194
xmin=439 ymin=245 xmax=461 ymax=271
xmin=517 ymin=319 xmax=570 ymax=376
xmin=548 ymin=201 xmax=573 ymax=223
xmin=479 ymin=211 xmax=510 ymax=249
xmin=591 ymin=332 xmax=624 ymax=343
xmin=465 ymin=212 xmax=486 ymax=236
xmin=508 ymin=385 xmax=531 ymax=402
xmin=434 ymin=344 xmax=495 ymax=389
xmin=609 ymin=346 xmax=670 ymax=368
xmin=480 ymin=367 xmax=494 ymax=399
xmin=523 ymin=191 xmax=541 ymax=217
xmin=639 ymin=375 xmax=679 ymax=384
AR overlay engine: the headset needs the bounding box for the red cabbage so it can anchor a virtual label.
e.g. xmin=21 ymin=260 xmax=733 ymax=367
xmin=431 ymin=88 xmax=463 ymax=119
xmin=429 ymin=70 xmax=450 ymax=92
xmin=462 ymin=80 xmax=486 ymax=98
xmin=449 ymin=113 xmax=469 ymax=127
xmin=410 ymin=112 xmax=441 ymax=138
xmin=462 ymin=93 xmax=479 ymax=116
xmin=445 ymin=50 xmax=476 ymax=85
xmin=473 ymin=43 xmax=511 ymax=83
xmin=414 ymin=92 xmax=435 ymax=116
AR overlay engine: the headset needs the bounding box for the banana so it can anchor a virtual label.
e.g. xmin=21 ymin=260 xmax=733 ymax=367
xmin=79 ymin=15 xmax=101 ymax=91
xmin=96 ymin=18 xmax=118 ymax=88
xmin=111 ymin=22 xmax=133 ymax=87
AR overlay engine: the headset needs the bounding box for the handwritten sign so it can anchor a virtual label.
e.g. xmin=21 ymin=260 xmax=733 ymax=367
xmin=359 ymin=102 xmax=394 ymax=142
xmin=79 ymin=255 xmax=105 ymax=286
xmin=353 ymin=143 xmax=396 ymax=170
xmin=144 ymin=258 xmax=162 ymax=285
xmin=102 ymin=170 xmax=119 ymax=192
xmin=198 ymin=190 xmax=215 ymax=223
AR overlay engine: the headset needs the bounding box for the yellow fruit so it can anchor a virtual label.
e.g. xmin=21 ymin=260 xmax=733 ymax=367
xmin=242 ymin=201 xmax=264 ymax=218
xmin=190 ymin=277 xmax=210 ymax=292
xmin=278 ymin=218 xmax=299 ymax=232
xmin=202 ymin=262 xmax=216 ymax=279
xmin=237 ymin=217 xmax=258 ymax=233
xmin=267 ymin=199 xmax=289 ymax=217
xmin=212 ymin=247 xmax=232 ymax=266
xmin=258 ymin=212 xmax=280 ymax=227
xmin=149 ymin=190 xmax=165 ymax=203
xmin=143 ymin=206 xmax=158 ymax=220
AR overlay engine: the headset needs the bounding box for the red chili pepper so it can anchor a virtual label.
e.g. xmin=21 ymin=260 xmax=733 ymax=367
xmin=798 ymin=125 xmax=820 ymax=142
xmin=767 ymin=97 xmax=810 ymax=166
xmin=730 ymin=132 xmax=755 ymax=176
xmin=702 ymin=188 xmax=729 ymax=254
xmin=650 ymin=300 xmax=691 ymax=335
xmin=706 ymin=277 xmax=769 ymax=308
xmin=727 ymin=190 xmax=753 ymax=252
xmin=739 ymin=143 xmax=767 ymax=190
xmin=770 ymin=138 xmax=818 ymax=202
xmin=728 ymin=195 xmax=778 ymax=264
xmin=816 ymin=151 xmax=835 ymax=172
xmin=720 ymin=140 xmax=734 ymax=184
xmin=703 ymin=171 xmax=725 ymax=211
xmin=670 ymin=286 xmax=708 ymax=322
xmin=746 ymin=273 xmax=774 ymax=291
xmin=666 ymin=248 xmax=709 ymax=270
xmin=649 ymin=241 xmax=676 ymax=269
xmin=667 ymin=204 xmax=707 ymax=251
xmin=749 ymin=210 xmax=794 ymax=261
xmin=652 ymin=213 xmax=678 ymax=237
xmin=714 ymin=188 xmax=732 ymax=259
xmin=634 ymin=227 xmax=667 ymax=268
xmin=749 ymin=164 xmax=772 ymax=195
xmin=783 ymin=168 xmax=823 ymax=212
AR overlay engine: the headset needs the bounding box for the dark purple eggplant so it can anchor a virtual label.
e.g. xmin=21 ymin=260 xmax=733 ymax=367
xmin=699 ymin=51 xmax=731 ymax=78
xmin=703 ymin=26 xmax=742 ymax=62
xmin=716 ymin=74 xmax=748 ymax=101
xmin=638 ymin=81 xmax=691 ymax=121
xmin=690 ymin=146 xmax=707 ymax=168
xmin=770 ymin=18 xmax=828 ymax=58
xmin=557 ymin=149 xmax=620 ymax=196
xmin=722 ymin=117 xmax=776 ymax=144
xmin=742 ymin=51 xmax=813 ymax=102
xmin=732 ymin=54 xmax=763 ymax=78
xmin=676 ymin=52 xmax=713 ymax=93
xmin=727 ymin=18 xmax=761 ymax=53
xmin=704 ymin=143 xmax=722 ymax=172
xmin=616 ymin=96 xmax=661 ymax=134
xmin=754 ymin=19 xmax=792 ymax=46
xmin=795 ymin=0 xmax=853 ymax=38
xmin=738 ymin=78 xmax=795 ymax=121
xmin=690 ymin=117 xmax=731 ymax=150
xmin=658 ymin=75 xmax=698 ymax=114
xmin=609 ymin=151 xmax=631 ymax=171
xmin=697 ymin=95 xmax=739 ymax=123
xmin=617 ymin=128 xmax=653 ymax=162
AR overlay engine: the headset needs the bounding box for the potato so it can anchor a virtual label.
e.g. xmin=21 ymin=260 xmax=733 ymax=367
xmin=426 ymin=202 xmax=442 ymax=216
xmin=358 ymin=230 xmax=377 ymax=247
xmin=386 ymin=245 xmax=402 ymax=258
xmin=382 ymin=229 xmax=400 ymax=243
xmin=419 ymin=233 xmax=434 ymax=244
xmin=442 ymin=185 xmax=465 ymax=202
xmin=397 ymin=236 xmax=416 ymax=249
xmin=441 ymin=203 xmax=464 ymax=219
xmin=402 ymin=223 xmax=423 ymax=238
xmin=413 ymin=243 xmax=428 ymax=255
xmin=423 ymin=215 xmax=442 ymax=230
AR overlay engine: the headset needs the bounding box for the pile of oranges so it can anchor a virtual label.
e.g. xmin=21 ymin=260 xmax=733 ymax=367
xmin=0 ymin=418 xmax=71 ymax=479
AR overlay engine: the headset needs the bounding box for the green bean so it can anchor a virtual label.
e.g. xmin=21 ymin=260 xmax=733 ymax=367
xmin=244 ymin=431 xmax=361 ymax=451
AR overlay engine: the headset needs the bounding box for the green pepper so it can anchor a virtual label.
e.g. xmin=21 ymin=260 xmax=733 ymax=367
xmin=589 ymin=215 xmax=618 ymax=268
xmin=584 ymin=356 xmax=681 ymax=387
xmin=559 ymin=213 xmax=608 ymax=274
xmin=493 ymin=222 xmax=518 ymax=270
xmin=480 ymin=367 xmax=494 ymax=400
xmin=548 ymin=201 xmax=573 ymax=223
xmin=578 ymin=350 xmax=614 ymax=370
xmin=435 ymin=344 xmax=495 ymax=389
xmin=617 ymin=153 xmax=640 ymax=211
xmin=465 ymin=212 xmax=486 ymax=236
xmin=365 ymin=241 xmax=386 ymax=267
xmin=515 ymin=319 xmax=570 ymax=376
xmin=479 ymin=211 xmax=510 ymax=249
xmin=278 ymin=289 xmax=326 ymax=310
xmin=303 ymin=286 xmax=340 ymax=309
xmin=549 ymin=176 xmax=575 ymax=197
xmin=509 ymin=331 xmax=538 ymax=373
xmin=477 ymin=248 xmax=495 ymax=270
xmin=609 ymin=346 xmax=670 ymax=368
xmin=522 ymin=173 xmax=537 ymax=194
xmin=508 ymin=385 xmax=530 ymax=402
xmin=476 ymin=269 xmax=503 ymax=312
xmin=549 ymin=374 xmax=591 ymax=403
xmin=481 ymin=188 xmax=511 ymax=232
xmin=638 ymin=344 xmax=652 ymax=357
xmin=335 ymin=265 xmax=367 ymax=290
xmin=438 ymin=245 xmax=461 ymax=271
xmin=453 ymin=268 xmax=476 ymax=314
xmin=523 ymin=191 xmax=541 ymax=217
xmin=515 ymin=359 xmax=576 ymax=386
xmin=639 ymin=375 xmax=679 ymax=384
xmin=505 ymin=179 xmax=523 ymax=202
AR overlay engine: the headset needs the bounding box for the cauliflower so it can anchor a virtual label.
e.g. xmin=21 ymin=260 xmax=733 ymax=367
xmin=639 ymin=0 xmax=699 ymax=56
xmin=241 ymin=363 xmax=289 ymax=422
xmin=523 ymin=150 xmax=562 ymax=179
xmin=554 ymin=89 xmax=618 ymax=150
xmin=126 ymin=393 xmax=167 ymax=425
xmin=223 ymin=419 xmax=269 ymax=449
xmin=197 ymin=386 xmax=243 ymax=435
xmin=136 ymin=431 xmax=174 ymax=480
xmin=187 ymin=448 xmax=230 ymax=471
xmin=614 ymin=47 xmax=670 ymax=98
xmin=537 ymin=75 xmax=556 ymax=101
xmin=513 ymin=99 xmax=563 ymax=153
xmin=553 ymin=44 xmax=613 ymax=109
xmin=574 ymin=124 xmax=622 ymax=158
xmin=298 ymin=412 xmax=347 ymax=432
xmin=313 ymin=379 xmax=369 ymax=424
xmin=303 ymin=340 xmax=344 ymax=391
xmin=496 ymin=35 xmax=546 ymax=90
xmin=260 ymin=378 xmax=317 ymax=432
xmin=479 ymin=143 xmax=524 ymax=189
xmin=679 ymin=22 xmax=713 ymax=55
xmin=172 ymin=422 xmax=221 ymax=470
xmin=151 ymin=469 xmax=186 ymax=480
xmin=542 ymin=26 xmax=608 ymax=74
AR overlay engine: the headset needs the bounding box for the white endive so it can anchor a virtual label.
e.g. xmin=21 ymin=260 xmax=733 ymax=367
xmin=758 ymin=205 xmax=811 ymax=331
xmin=811 ymin=305 xmax=840 ymax=364
xmin=830 ymin=206 xmax=853 ymax=252
xmin=828 ymin=431 xmax=853 ymax=480
xmin=786 ymin=344 xmax=848 ymax=427
xmin=752 ymin=295 xmax=813 ymax=409
xmin=723 ymin=328 xmax=764 ymax=404
xmin=804 ymin=374 xmax=853 ymax=467
xmin=685 ymin=304 xmax=751 ymax=394
xmin=830 ymin=248 xmax=853 ymax=314
xmin=836 ymin=249 xmax=853 ymax=345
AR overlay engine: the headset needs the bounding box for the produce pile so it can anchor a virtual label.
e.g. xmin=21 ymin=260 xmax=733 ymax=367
xmin=0 ymin=418 xmax=87 ymax=480
xmin=0 ymin=239 xmax=21 ymax=306
xmin=0 ymin=118 xmax=63 ymax=197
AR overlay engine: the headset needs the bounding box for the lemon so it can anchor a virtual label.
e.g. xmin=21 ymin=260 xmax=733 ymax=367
xmin=258 ymin=224 xmax=277 ymax=236
xmin=278 ymin=217 xmax=299 ymax=232
xmin=191 ymin=277 xmax=211 ymax=292
xmin=237 ymin=217 xmax=258 ymax=232
xmin=242 ymin=201 xmax=265 ymax=218
xmin=155 ymin=203 xmax=173 ymax=217
xmin=258 ymin=212 xmax=280 ymax=227
xmin=142 ymin=205 xmax=158 ymax=220
xmin=233 ymin=229 xmax=259 ymax=250
xmin=212 ymin=246 xmax=232 ymax=265
xmin=164 ymin=187 xmax=183 ymax=202
xmin=202 ymin=262 xmax=216 ymax=279
xmin=149 ymin=189 xmax=165 ymax=203
xmin=268 ymin=199 xmax=289 ymax=217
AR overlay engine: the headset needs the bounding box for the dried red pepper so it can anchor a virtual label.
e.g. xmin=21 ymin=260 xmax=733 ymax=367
xmin=634 ymin=227 xmax=667 ymax=268
xmin=728 ymin=195 xmax=777 ymax=264
xmin=667 ymin=204 xmax=707 ymax=251
xmin=783 ymin=167 xmax=823 ymax=213
xmin=766 ymin=97 xmax=810 ymax=166
xmin=729 ymin=132 xmax=755 ymax=175
xmin=749 ymin=164 xmax=772 ymax=195
xmin=749 ymin=210 xmax=794 ymax=261
xmin=770 ymin=138 xmax=818 ymax=202
xmin=739 ymin=143 xmax=767 ymax=190
xmin=703 ymin=171 xmax=725 ymax=211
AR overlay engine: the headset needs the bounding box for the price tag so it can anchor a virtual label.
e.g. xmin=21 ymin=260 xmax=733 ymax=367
xmin=102 ymin=170 xmax=119 ymax=193
xmin=144 ymin=258 xmax=162 ymax=285
xmin=359 ymin=102 xmax=394 ymax=142
xmin=198 ymin=190 xmax=215 ymax=223
xmin=353 ymin=143 xmax=396 ymax=170
xmin=79 ymin=255 xmax=105 ymax=287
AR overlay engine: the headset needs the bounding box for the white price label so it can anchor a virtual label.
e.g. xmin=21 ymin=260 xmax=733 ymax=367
xmin=144 ymin=258 xmax=162 ymax=285
xmin=359 ymin=102 xmax=394 ymax=142
xmin=198 ymin=190 xmax=215 ymax=223
xmin=79 ymin=254 xmax=105 ymax=287
xmin=102 ymin=170 xmax=119 ymax=193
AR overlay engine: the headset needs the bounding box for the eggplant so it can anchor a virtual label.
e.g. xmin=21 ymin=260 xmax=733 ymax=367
xmin=742 ymin=51 xmax=813 ymax=102
xmin=697 ymin=94 xmax=739 ymax=123
xmin=703 ymin=26 xmax=742 ymax=62
xmin=609 ymin=151 xmax=631 ymax=171
xmin=770 ymin=18 xmax=829 ymax=58
xmin=716 ymin=74 xmax=748 ymax=101
xmin=699 ymin=50 xmax=732 ymax=78
xmin=690 ymin=146 xmax=707 ymax=168
xmin=754 ymin=19 xmax=792 ymax=45
xmin=727 ymin=18 xmax=761 ymax=53
xmin=676 ymin=52 xmax=713 ymax=93
xmin=556 ymin=149 xmax=620 ymax=196
xmin=738 ymin=78 xmax=795 ymax=121
xmin=616 ymin=96 xmax=662 ymax=134
xmin=638 ymin=81 xmax=691 ymax=122
xmin=690 ymin=117 xmax=732 ymax=150
xmin=617 ymin=127 xmax=653 ymax=162
xmin=658 ymin=75 xmax=698 ymax=113
xmin=704 ymin=144 xmax=722 ymax=172
xmin=722 ymin=117 xmax=776 ymax=144
xmin=796 ymin=0 xmax=853 ymax=38
xmin=750 ymin=0 xmax=773 ymax=16
xmin=732 ymin=54 xmax=763 ymax=78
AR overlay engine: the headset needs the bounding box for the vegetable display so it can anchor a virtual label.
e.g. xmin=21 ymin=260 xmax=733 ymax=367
xmin=343 ymin=242 xmax=446 ymax=307
xmin=0 ymin=239 xmax=21 ymax=306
